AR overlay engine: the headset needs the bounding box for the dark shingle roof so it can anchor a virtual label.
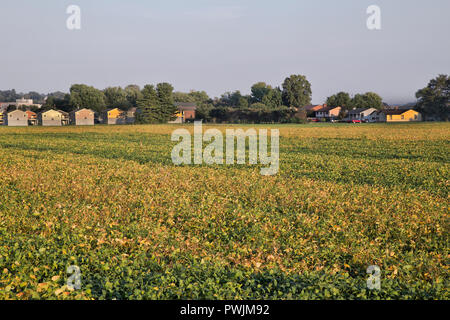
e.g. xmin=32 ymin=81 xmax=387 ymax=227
xmin=348 ymin=108 xmax=370 ymax=115
xmin=175 ymin=102 xmax=197 ymax=111
xmin=383 ymin=109 xmax=416 ymax=115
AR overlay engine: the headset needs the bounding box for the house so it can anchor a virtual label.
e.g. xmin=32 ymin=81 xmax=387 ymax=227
xmin=4 ymin=109 xmax=28 ymax=126
xmin=169 ymin=103 xmax=197 ymax=123
xmin=0 ymin=103 xmax=9 ymax=112
xmin=38 ymin=109 xmax=63 ymax=126
xmin=103 ymin=108 xmax=126 ymax=125
xmin=25 ymin=111 xmax=38 ymax=125
xmin=70 ymin=108 xmax=95 ymax=126
xmin=384 ymin=109 xmax=422 ymax=122
xmin=0 ymin=112 xmax=3 ymax=125
xmin=304 ymin=104 xmax=326 ymax=117
xmin=126 ymin=107 xmax=137 ymax=124
xmin=366 ymin=110 xmax=386 ymax=123
xmin=347 ymin=108 xmax=378 ymax=122
xmin=57 ymin=110 xmax=70 ymax=125
xmin=315 ymin=106 xmax=341 ymax=119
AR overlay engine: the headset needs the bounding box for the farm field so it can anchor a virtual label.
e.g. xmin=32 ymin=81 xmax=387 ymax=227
xmin=0 ymin=122 xmax=448 ymax=299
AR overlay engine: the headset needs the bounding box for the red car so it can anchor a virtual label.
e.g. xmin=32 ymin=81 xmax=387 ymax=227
xmin=347 ymin=120 xmax=361 ymax=123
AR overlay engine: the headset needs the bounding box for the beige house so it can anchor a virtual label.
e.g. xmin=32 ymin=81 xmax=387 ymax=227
xmin=39 ymin=109 xmax=63 ymax=126
xmin=4 ymin=109 xmax=28 ymax=126
xmin=57 ymin=110 xmax=70 ymax=125
xmin=347 ymin=108 xmax=379 ymax=122
xmin=126 ymin=107 xmax=137 ymax=124
xmin=70 ymin=108 xmax=95 ymax=126
xmin=315 ymin=106 xmax=341 ymax=119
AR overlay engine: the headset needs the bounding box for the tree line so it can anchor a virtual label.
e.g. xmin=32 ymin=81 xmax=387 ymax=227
xmin=1 ymin=74 xmax=448 ymax=123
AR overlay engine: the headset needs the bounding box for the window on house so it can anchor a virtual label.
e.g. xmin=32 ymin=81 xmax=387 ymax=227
xmin=401 ymin=115 xmax=404 ymax=120
xmin=414 ymin=115 xmax=418 ymax=120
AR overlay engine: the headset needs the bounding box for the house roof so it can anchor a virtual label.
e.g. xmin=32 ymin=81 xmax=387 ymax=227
xmin=40 ymin=109 xmax=62 ymax=115
xmin=70 ymin=108 xmax=94 ymax=115
xmin=56 ymin=110 xmax=69 ymax=116
xmin=7 ymin=109 xmax=26 ymax=115
xmin=383 ymin=109 xmax=417 ymax=115
xmin=348 ymin=108 xmax=370 ymax=114
xmin=316 ymin=106 xmax=340 ymax=112
xmin=175 ymin=102 xmax=197 ymax=111
xmin=175 ymin=102 xmax=196 ymax=107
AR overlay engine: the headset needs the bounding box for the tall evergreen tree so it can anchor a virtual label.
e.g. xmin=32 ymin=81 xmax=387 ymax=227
xmin=156 ymin=82 xmax=176 ymax=122
xmin=416 ymin=75 xmax=449 ymax=121
xmin=136 ymin=85 xmax=159 ymax=123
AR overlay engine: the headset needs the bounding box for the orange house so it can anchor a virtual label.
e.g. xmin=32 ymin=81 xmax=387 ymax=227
xmin=26 ymin=110 xmax=37 ymax=125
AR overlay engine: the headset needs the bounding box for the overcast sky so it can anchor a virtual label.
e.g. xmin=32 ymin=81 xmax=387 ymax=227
xmin=0 ymin=0 xmax=449 ymax=104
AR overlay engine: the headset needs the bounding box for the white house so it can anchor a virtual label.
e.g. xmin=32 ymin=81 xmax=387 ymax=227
xmin=347 ymin=108 xmax=378 ymax=121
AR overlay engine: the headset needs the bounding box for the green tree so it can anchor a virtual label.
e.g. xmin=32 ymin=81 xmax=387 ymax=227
xmin=250 ymin=102 xmax=269 ymax=109
xmin=136 ymin=85 xmax=159 ymax=123
xmin=238 ymin=97 xmax=249 ymax=109
xmin=24 ymin=91 xmax=45 ymax=103
xmin=326 ymin=92 xmax=351 ymax=110
xmin=349 ymin=92 xmax=383 ymax=110
xmin=103 ymin=87 xmax=130 ymax=109
xmin=364 ymin=92 xmax=383 ymax=110
xmin=218 ymin=91 xmax=246 ymax=108
xmin=43 ymin=93 xmax=71 ymax=112
xmin=0 ymin=89 xmax=20 ymax=102
xmin=281 ymin=75 xmax=312 ymax=109
xmin=125 ymin=85 xmax=143 ymax=107
xmin=262 ymin=87 xmax=283 ymax=109
xmin=251 ymin=82 xmax=272 ymax=103
xmin=69 ymin=84 xmax=106 ymax=113
xmin=157 ymin=82 xmax=176 ymax=122
xmin=196 ymin=103 xmax=214 ymax=121
xmin=188 ymin=90 xmax=210 ymax=105
xmin=349 ymin=94 xmax=367 ymax=109
xmin=173 ymin=92 xmax=195 ymax=103
xmin=416 ymin=74 xmax=449 ymax=121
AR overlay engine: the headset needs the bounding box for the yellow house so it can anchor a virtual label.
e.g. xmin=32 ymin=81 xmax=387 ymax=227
xmin=104 ymin=108 xmax=126 ymax=125
xmin=385 ymin=109 xmax=422 ymax=122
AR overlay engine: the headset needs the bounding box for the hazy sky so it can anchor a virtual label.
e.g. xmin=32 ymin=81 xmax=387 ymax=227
xmin=0 ymin=0 xmax=449 ymax=104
